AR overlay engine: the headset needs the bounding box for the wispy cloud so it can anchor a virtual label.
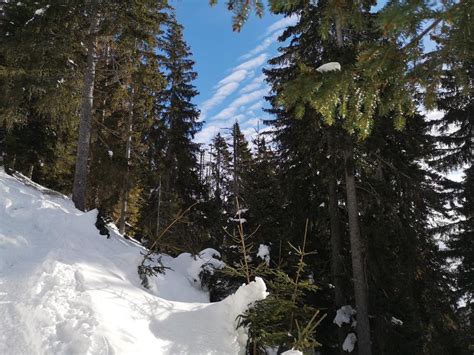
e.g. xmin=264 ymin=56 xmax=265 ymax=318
xmin=239 ymin=74 xmax=266 ymax=94
xmin=240 ymin=31 xmax=282 ymax=60
xmin=199 ymin=56 xmax=266 ymax=120
xmin=246 ymin=100 xmax=264 ymax=113
xmin=265 ymin=14 xmax=299 ymax=36
xmin=200 ymin=82 xmax=240 ymax=116
xmin=216 ymin=69 xmax=251 ymax=87
xmin=213 ymin=88 xmax=268 ymax=120
xmin=234 ymin=53 xmax=267 ymax=71
xmin=197 ymin=16 xmax=299 ymax=142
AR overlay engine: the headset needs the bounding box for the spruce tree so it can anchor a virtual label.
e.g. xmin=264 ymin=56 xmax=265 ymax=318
xmin=140 ymin=11 xmax=205 ymax=252
xmin=229 ymin=121 xmax=253 ymax=209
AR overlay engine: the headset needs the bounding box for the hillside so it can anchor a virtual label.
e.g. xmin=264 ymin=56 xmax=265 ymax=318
xmin=0 ymin=169 xmax=267 ymax=355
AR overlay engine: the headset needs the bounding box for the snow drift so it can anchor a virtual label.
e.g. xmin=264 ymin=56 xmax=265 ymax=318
xmin=0 ymin=169 xmax=267 ymax=354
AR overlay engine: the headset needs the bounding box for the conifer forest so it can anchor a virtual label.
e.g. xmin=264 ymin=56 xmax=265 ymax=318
xmin=0 ymin=1 xmax=472 ymax=354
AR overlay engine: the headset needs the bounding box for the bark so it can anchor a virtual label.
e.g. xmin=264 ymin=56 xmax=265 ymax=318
xmin=119 ymin=88 xmax=134 ymax=234
xmin=156 ymin=176 xmax=162 ymax=236
xmin=327 ymin=129 xmax=346 ymax=352
xmin=343 ymin=136 xmax=371 ymax=355
xmin=232 ymin=125 xmax=239 ymax=210
xmin=335 ymin=17 xmax=372 ymax=355
xmin=72 ymin=0 xmax=100 ymax=211
xmin=28 ymin=164 xmax=34 ymax=180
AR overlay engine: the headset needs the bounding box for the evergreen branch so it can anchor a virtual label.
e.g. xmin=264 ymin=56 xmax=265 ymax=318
xmin=289 ymin=218 xmax=309 ymax=332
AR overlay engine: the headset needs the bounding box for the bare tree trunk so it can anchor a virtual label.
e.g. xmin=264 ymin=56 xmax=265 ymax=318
xmin=335 ymin=17 xmax=372 ymax=355
xmin=72 ymin=0 xmax=100 ymax=211
xmin=343 ymin=136 xmax=371 ymax=355
xmin=156 ymin=175 xmax=162 ymax=236
xmin=232 ymin=124 xmax=239 ymax=210
xmin=28 ymin=164 xmax=34 ymax=180
xmin=119 ymin=88 xmax=134 ymax=234
xmin=327 ymin=129 xmax=346 ymax=352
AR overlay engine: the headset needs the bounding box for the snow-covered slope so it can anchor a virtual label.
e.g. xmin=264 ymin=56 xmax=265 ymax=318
xmin=0 ymin=169 xmax=267 ymax=354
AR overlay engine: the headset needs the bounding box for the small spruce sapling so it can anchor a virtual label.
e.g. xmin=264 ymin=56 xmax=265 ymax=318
xmin=237 ymin=220 xmax=325 ymax=353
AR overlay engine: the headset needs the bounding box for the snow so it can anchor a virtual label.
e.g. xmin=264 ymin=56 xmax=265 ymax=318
xmin=34 ymin=6 xmax=48 ymax=16
xmin=391 ymin=316 xmax=403 ymax=326
xmin=257 ymin=244 xmax=270 ymax=265
xmin=25 ymin=5 xmax=49 ymax=24
xmin=316 ymin=62 xmax=341 ymax=73
xmin=334 ymin=305 xmax=356 ymax=327
xmin=236 ymin=208 xmax=249 ymax=215
xmin=282 ymin=350 xmax=303 ymax=355
xmin=107 ymin=150 xmax=113 ymax=158
xmin=0 ymin=169 xmax=267 ymax=354
xmin=342 ymin=333 xmax=357 ymax=352
xmin=230 ymin=217 xmax=247 ymax=224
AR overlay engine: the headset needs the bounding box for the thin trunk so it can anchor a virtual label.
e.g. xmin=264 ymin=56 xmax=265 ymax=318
xmin=344 ymin=136 xmax=371 ymax=355
xmin=119 ymin=87 xmax=134 ymax=234
xmin=72 ymin=0 xmax=100 ymax=211
xmin=28 ymin=164 xmax=34 ymax=180
xmin=156 ymin=176 xmax=162 ymax=236
xmin=335 ymin=17 xmax=372 ymax=355
xmin=233 ymin=125 xmax=239 ymax=209
xmin=327 ymin=129 xmax=346 ymax=352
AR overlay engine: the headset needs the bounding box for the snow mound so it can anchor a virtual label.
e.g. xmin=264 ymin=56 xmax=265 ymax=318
xmin=316 ymin=62 xmax=341 ymax=73
xmin=333 ymin=305 xmax=356 ymax=327
xmin=0 ymin=169 xmax=267 ymax=354
xmin=342 ymin=332 xmax=357 ymax=352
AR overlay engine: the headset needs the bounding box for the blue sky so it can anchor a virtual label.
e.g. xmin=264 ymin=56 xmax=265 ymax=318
xmin=173 ymin=1 xmax=298 ymax=144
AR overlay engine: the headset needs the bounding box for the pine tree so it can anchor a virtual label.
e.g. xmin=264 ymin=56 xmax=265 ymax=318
xmin=359 ymin=112 xmax=464 ymax=354
xmin=210 ymin=132 xmax=232 ymax=204
xmin=0 ymin=1 xmax=83 ymax=189
xmin=140 ymin=11 xmax=205 ymax=252
xmin=228 ymin=121 xmax=253 ymax=210
xmin=244 ymin=135 xmax=283 ymax=251
xmin=428 ymin=1 xmax=473 ymax=344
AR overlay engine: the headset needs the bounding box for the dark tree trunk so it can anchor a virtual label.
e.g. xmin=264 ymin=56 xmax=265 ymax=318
xmin=27 ymin=164 xmax=34 ymax=180
xmin=72 ymin=0 xmax=100 ymax=211
xmin=343 ymin=136 xmax=371 ymax=355
xmin=327 ymin=129 xmax=346 ymax=353
xmin=335 ymin=15 xmax=372 ymax=355
xmin=119 ymin=89 xmax=134 ymax=235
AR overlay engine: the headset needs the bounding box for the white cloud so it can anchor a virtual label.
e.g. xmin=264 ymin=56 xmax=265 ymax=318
xmin=240 ymin=31 xmax=282 ymax=60
xmin=195 ymin=125 xmax=219 ymax=144
xmin=235 ymin=53 xmax=267 ymax=71
xmin=247 ymin=100 xmax=264 ymax=112
xmin=213 ymin=107 xmax=237 ymax=121
xmin=239 ymin=74 xmax=266 ymax=94
xmin=197 ymin=17 xmax=297 ymax=138
xmin=199 ymin=57 xmax=265 ymax=119
xmin=265 ymin=14 xmax=299 ymax=36
xmin=200 ymin=82 xmax=240 ymax=116
xmin=233 ymin=88 xmax=268 ymax=107
xmin=213 ymin=88 xmax=268 ymax=120
xmin=245 ymin=118 xmax=262 ymax=127
xmin=217 ymin=69 xmax=250 ymax=88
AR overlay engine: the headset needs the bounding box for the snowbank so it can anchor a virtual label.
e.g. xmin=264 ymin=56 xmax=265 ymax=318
xmin=0 ymin=170 xmax=267 ymax=354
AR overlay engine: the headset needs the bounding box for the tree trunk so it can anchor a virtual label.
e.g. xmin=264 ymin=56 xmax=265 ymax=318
xmin=335 ymin=16 xmax=372 ymax=355
xmin=343 ymin=136 xmax=371 ymax=355
xmin=28 ymin=164 xmax=34 ymax=180
xmin=72 ymin=0 xmax=99 ymax=211
xmin=327 ymin=129 xmax=346 ymax=352
xmin=119 ymin=88 xmax=134 ymax=235
xmin=232 ymin=124 xmax=239 ymax=211
xmin=156 ymin=175 xmax=162 ymax=236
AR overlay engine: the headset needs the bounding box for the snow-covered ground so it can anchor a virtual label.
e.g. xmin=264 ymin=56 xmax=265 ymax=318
xmin=0 ymin=169 xmax=267 ymax=354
